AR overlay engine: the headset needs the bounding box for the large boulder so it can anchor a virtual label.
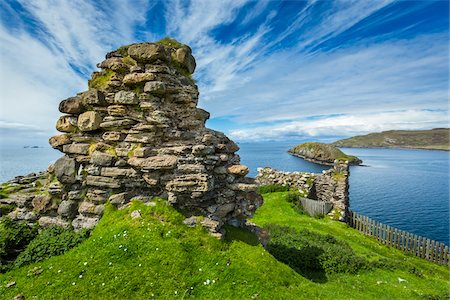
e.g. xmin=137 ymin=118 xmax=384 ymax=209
xmin=54 ymin=156 xmax=77 ymax=183
xmin=174 ymin=47 xmax=196 ymax=74
xmin=59 ymin=96 xmax=85 ymax=114
xmin=127 ymin=43 xmax=170 ymax=63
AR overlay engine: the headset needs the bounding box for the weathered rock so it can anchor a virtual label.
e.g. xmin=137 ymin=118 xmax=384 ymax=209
xmin=72 ymin=215 xmax=100 ymax=230
xmin=128 ymin=156 xmax=178 ymax=170
xmin=123 ymin=72 xmax=156 ymax=85
xmin=97 ymin=57 xmax=129 ymax=72
xmin=166 ymin=174 xmax=212 ymax=193
xmin=90 ymin=151 xmax=115 ymax=166
xmin=101 ymin=167 xmax=138 ymax=178
xmin=38 ymin=216 xmax=70 ymax=228
xmin=144 ymin=81 xmax=166 ymax=95
xmin=174 ymin=47 xmax=196 ymax=74
xmin=102 ymin=131 xmax=125 ymax=141
xmin=56 ymin=115 xmax=78 ymax=133
xmin=63 ymin=143 xmax=90 ymax=155
xmin=127 ymin=43 xmax=170 ymax=63
xmin=79 ymin=202 xmax=105 ymax=215
xmin=86 ymin=175 xmax=121 ymax=188
xmin=82 ymin=89 xmax=106 ymax=105
xmin=107 ymin=105 xmax=127 ymax=116
xmin=57 ymin=200 xmax=78 ymax=218
xmin=49 ymin=134 xmax=72 ymax=149
xmin=32 ymin=195 xmax=53 ymax=213
xmin=54 ymin=156 xmax=77 ymax=183
xmin=131 ymin=210 xmax=141 ymax=219
xmin=59 ymin=96 xmax=85 ymax=114
xmin=227 ymin=165 xmax=249 ymax=176
xmin=114 ymin=91 xmax=138 ymax=104
xmin=78 ymin=111 xmax=102 ymax=131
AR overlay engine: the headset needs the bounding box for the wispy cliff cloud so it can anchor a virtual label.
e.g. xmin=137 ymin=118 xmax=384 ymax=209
xmin=0 ymin=0 xmax=448 ymax=144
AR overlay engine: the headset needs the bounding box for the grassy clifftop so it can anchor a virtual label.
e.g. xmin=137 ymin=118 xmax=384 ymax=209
xmin=289 ymin=142 xmax=362 ymax=165
xmin=0 ymin=194 xmax=448 ymax=299
xmin=332 ymin=128 xmax=450 ymax=151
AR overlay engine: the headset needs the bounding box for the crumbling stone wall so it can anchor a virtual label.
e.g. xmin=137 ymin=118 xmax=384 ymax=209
xmin=0 ymin=40 xmax=263 ymax=235
xmin=256 ymin=161 xmax=349 ymax=216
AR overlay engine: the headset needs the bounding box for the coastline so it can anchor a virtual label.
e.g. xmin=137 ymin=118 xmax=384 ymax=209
xmin=335 ymin=145 xmax=450 ymax=152
xmin=287 ymin=150 xmax=335 ymax=166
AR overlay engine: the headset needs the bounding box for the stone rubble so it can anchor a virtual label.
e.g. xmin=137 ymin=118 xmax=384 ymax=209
xmin=1 ymin=40 xmax=263 ymax=237
xmin=255 ymin=161 xmax=349 ymax=219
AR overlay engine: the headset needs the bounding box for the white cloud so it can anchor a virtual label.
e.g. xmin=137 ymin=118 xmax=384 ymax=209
xmin=229 ymin=110 xmax=449 ymax=141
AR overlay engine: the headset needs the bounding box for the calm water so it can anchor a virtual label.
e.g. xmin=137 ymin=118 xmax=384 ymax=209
xmin=0 ymin=142 xmax=448 ymax=244
xmin=239 ymin=142 xmax=449 ymax=245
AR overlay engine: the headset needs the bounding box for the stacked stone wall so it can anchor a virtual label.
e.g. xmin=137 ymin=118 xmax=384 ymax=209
xmin=255 ymin=161 xmax=349 ymax=217
xmin=0 ymin=41 xmax=263 ymax=236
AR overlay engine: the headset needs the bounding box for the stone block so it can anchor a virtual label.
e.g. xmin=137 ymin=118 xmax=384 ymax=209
xmin=127 ymin=43 xmax=170 ymax=63
xmin=102 ymin=131 xmax=125 ymax=142
xmin=49 ymin=134 xmax=72 ymax=149
xmin=128 ymin=155 xmax=178 ymax=170
xmin=62 ymin=143 xmax=90 ymax=155
xmin=59 ymin=96 xmax=85 ymax=114
xmin=56 ymin=115 xmax=78 ymax=133
xmin=101 ymin=167 xmax=138 ymax=178
xmin=107 ymin=105 xmax=127 ymax=116
xmin=78 ymin=111 xmax=102 ymax=131
xmin=114 ymin=91 xmax=138 ymax=104
xmin=90 ymin=151 xmax=115 ymax=166
xmin=57 ymin=200 xmax=78 ymax=218
xmin=166 ymin=174 xmax=212 ymax=193
xmin=227 ymin=165 xmax=249 ymax=177
xmin=86 ymin=175 xmax=121 ymax=188
xmin=38 ymin=216 xmax=70 ymax=228
xmin=82 ymin=89 xmax=106 ymax=105
xmin=54 ymin=156 xmax=77 ymax=183
xmin=32 ymin=195 xmax=53 ymax=213
xmin=144 ymin=81 xmax=166 ymax=95
xmin=72 ymin=215 xmax=100 ymax=230
xmin=123 ymin=72 xmax=156 ymax=85
xmin=174 ymin=47 xmax=196 ymax=74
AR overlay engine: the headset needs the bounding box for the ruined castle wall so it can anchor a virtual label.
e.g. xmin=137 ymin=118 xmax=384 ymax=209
xmin=255 ymin=161 xmax=350 ymax=215
xmin=0 ymin=41 xmax=263 ymax=235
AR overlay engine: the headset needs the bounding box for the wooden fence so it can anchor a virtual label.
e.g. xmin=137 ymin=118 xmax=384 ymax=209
xmin=348 ymin=210 xmax=449 ymax=266
xmin=299 ymin=197 xmax=333 ymax=216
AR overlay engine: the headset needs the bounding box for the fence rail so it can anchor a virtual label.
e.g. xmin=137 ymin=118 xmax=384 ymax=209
xmin=348 ymin=210 xmax=449 ymax=266
xmin=299 ymin=198 xmax=333 ymax=216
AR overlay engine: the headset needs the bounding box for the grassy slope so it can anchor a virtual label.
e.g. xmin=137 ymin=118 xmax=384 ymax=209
xmin=332 ymin=128 xmax=450 ymax=151
xmin=1 ymin=194 xmax=448 ymax=299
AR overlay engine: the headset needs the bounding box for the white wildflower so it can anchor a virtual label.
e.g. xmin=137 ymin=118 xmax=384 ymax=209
xmin=198 ymin=268 xmax=202 ymax=272
xmin=102 ymin=283 xmax=105 ymax=286
xmin=79 ymin=275 xmax=83 ymax=279
xmin=83 ymin=262 xmax=87 ymax=266
xmin=72 ymin=282 xmax=76 ymax=286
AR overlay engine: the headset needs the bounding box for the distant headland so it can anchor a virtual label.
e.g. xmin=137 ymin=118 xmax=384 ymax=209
xmin=332 ymin=128 xmax=450 ymax=151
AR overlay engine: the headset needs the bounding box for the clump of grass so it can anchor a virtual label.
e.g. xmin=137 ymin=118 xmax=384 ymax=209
xmin=88 ymin=70 xmax=115 ymax=90
xmin=0 ymin=218 xmax=38 ymax=272
xmin=265 ymin=224 xmax=367 ymax=279
xmin=14 ymin=227 xmax=89 ymax=268
xmin=116 ymin=45 xmax=130 ymax=57
xmin=156 ymin=37 xmax=185 ymax=49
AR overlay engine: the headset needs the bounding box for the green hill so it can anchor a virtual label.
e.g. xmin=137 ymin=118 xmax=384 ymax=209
xmin=332 ymin=128 xmax=450 ymax=151
xmin=1 ymin=193 xmax=448 ymax=299
xmin=288 ymin=142 xmax=362 ymax=165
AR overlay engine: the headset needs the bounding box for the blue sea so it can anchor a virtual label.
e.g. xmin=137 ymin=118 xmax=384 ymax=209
xmin=1 ymin=142 xmax=449 ymax=245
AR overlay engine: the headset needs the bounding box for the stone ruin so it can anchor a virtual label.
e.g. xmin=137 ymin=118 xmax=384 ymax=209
xmin=0 ymin=40 xmax=263 ymax=236
xmin=255 ymin=161 xmax=350 ymax=220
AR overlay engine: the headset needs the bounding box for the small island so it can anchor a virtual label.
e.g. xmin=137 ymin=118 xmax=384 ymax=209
xmin=332 ymin=128 xmax=450 ymax=151
xmin=288 ymin=142 xmax=362 ymax=165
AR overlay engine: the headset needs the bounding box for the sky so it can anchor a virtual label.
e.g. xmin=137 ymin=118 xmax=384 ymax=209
xmin=0 ymin=0 xmax=448 ymax=145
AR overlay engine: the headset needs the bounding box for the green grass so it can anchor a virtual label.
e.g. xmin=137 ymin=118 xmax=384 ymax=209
xmin=88 ymin=70 xmax=115 ymax=90
xmin=156 ymin=37 xmax=186 ymax=49
xmin=1 ymin=194 xmax=448 ymax=299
